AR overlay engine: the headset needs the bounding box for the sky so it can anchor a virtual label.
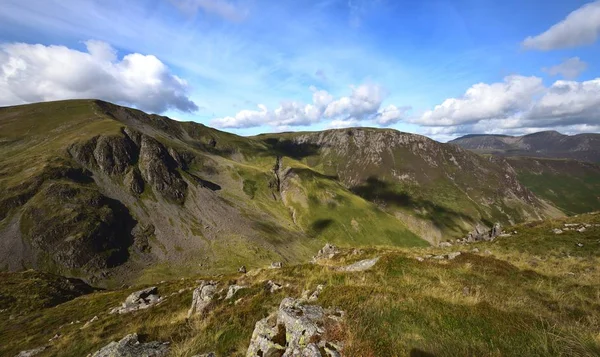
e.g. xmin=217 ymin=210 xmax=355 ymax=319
xmin=1 ymin=0 xmax=600 ymax=141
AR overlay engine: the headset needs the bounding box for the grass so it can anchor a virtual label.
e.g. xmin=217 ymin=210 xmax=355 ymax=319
xmin=1 ymin=212 xmax=599 ymax=356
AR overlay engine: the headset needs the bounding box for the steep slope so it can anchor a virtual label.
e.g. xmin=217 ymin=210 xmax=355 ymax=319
xmin=257 ymin=128 xmax=562 ymax=243
xmin=501 ymin=157 xmax=600 ymax=215
xmin=450 ymin=131 xmax=600 ymax=163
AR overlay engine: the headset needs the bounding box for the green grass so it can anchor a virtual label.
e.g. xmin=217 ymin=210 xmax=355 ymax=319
xmin=1 ymin=213 xmax=599 ymax=356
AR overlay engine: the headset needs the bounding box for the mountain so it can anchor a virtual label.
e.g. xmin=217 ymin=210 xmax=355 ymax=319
xmin=0 ymin=100 xmax=570 ymax=285
xmin=450 ymin=131 xmax=600 ymax=163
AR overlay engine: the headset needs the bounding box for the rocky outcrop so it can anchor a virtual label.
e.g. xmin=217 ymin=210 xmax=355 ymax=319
xmin=337 ymin=257 xmax=380 ymax=272
xmin=14 ymin=346 xmax=47 ymax=357
xmin=89 ymin=333 xmax=169 ymax=357
xmin=131 ymin=224 xmax=155 ymax=252
xmin=138 ymin=135 xmax=187 ymax=204
xmin=246 ymin=297 xmax=344 ymax=357
xmin=69 ymin=129 xmax=188 ymax=203
xmin=226 ymin=285 xmax=245 ymax=300
xmin=110 ymin=287 xmax=162 ymax=314
xmin=312 ymin=243 xmax=339 ymax=262
xmin=466 ymin=223 xmax=502 ymax=242
xmin=187 ymin=281 xmax=218 ymax=318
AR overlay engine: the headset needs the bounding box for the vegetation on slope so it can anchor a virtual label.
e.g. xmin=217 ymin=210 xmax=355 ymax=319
xmin=504 ymin=157 xmax=600 ymax=215
xmin=1 ymin=213 xmax=599 ymax=356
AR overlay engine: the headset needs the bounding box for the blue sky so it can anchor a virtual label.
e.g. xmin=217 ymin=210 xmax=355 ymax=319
xmin=1 ymin=0 xmax=599 ymax=141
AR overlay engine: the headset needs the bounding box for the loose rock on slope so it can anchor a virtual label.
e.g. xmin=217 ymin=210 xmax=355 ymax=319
xmin=89 ymin=333 xmax=169 ymax=357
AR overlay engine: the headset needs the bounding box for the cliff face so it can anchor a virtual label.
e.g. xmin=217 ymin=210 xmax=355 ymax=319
xmin=0 ymin=100 xmax=577 ymax=285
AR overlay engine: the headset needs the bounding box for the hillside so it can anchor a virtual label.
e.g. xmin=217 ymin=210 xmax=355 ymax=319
xmin=2 ymin=212 xmax=599 ymax=356
xmin=0 ymin=100 xmax=566 ymax=286
xmin=502 ymin=157 xmax=600 ymax=215
xmin=450 ymin=131 xmax=600 ymax=163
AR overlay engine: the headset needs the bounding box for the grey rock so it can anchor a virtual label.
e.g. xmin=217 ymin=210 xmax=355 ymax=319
xmin=238 ymin=265 xmax=247 ymax=274
xmin=15 ymin=346 xmax=47 ymax=357
xmin=226 ymin=285 xmax=245 ymax=300
xmin=576 ymin=243 xmax=584 ymax=247
xmin=471 ymin=248 xmax=480 ymax=253
xmin=439 ymin=242 xmax=452 ymax=248
xmin=270 ymin=262 xmax=283 ymax=269
xmin=124 ymin=167 xmax=144 ymax=195
xmin=552 ymin=228 xmax=563 ymax=235
xmin=415 ymin=257 xmax=424 ymax=262
xmin=308 ymin=284 xmax=324 ymax=301
xmin=110 ymin=287 xmax=162 ymax=314
xmin=246 ymin=298 xmax=343 ymax=357
xmin=337 ymin=257 xmax=380 ymax=272
xmin=188 ymin=281 xmax=218 ymax=318
xmin=266 ymin=280 xmax=282 ymax=293
xmin=577 ymin=226 xmax=587 ymax=233
xmin=447 ymin=252 xmax=461 ymax=260
xmin=89 ymin=333 xmax=169 ymax=357
xmin=312 ymin=243 xmax=340 ymax=262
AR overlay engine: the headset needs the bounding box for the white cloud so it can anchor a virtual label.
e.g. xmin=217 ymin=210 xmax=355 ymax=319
xmin=416 ymin=76 xmax=600 ymax=140
xmin=0 ymin=41 xmax=198 ymax=113
xmin=374 ymin=105 xmax=411 ymax=126
xmin=543 ymin=57 xmax=588 ymax=79
xmin=211 ymin=83 xmax=397 ymax=129
xmin=326 ymin=118 xmax=362 ymax=129
xmin=169 ymin=0 xmax=248 ymax=22
xmin=522 ymin=1 xmax=600 ymax=50
xmin=527 ymin=78 xmax=600 ymax=126
xmin=323 ymin=83 xmax=386 ymax=119
xmin=416 ymin=76 xmax=544 ymax=126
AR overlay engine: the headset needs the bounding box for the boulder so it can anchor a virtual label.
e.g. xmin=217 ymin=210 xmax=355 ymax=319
xmin=110 ymin=287 xmax=162 ymax=314
xmin=552 ymin=228 xmax=563 ymax=235
xmin=266 ymin=280 xmax=282 ymax=293
xmin=312 ymin=243 xmax=340 ymax=261
xmin=270 ymin=262 xmax=283 ymax=269
xmin=337 ymin=257 xmax=380 ymax=272
xmin=238 ymin=266 xmax=247 ymax=274
xmin=89 ymin=333 xmax=169 ymax=357
xmin=226 ymin=285 xmax=245 ymax=300
xmin=246 ymin=298 xmax=344 ymax=357
xmin=438 ymin=242 xmax=452 ymax=248
xmin=447 ymin=252 xmax=461 ymax=260
xmin=188 ymin=281 xmax=218 ymax=318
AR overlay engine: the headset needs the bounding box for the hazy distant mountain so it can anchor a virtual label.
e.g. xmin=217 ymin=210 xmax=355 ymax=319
xmin=450 ymin=131 xmax=600 ymax=163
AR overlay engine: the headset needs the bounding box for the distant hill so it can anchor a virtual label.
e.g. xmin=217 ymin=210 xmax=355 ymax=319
xmin=450 ymin=131 xmax=600 ymax=163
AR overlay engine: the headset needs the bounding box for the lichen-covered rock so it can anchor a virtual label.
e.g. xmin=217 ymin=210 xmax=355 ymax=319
xmin=187 ymin=281 xmax=218 ymax=318
xmin=89 ymin=333 xmax=169 ymax=357
xmin=246 ymin=298 xmax=344 ymax=357
xmin=110 ymin=287 xmax=162 ymax=314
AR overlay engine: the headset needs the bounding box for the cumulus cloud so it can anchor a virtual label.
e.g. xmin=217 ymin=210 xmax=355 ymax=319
xmin=522 ymin=1 xmax=600 ymax=50
xmin=416 ymin=75 xmax=600 ymax=140
xmin=211 ymin=83 xmax=397 ymax=129
xmin=416 ymin=76 xmax=544 ymax=126
xmin=0 ymin=40 xmax=198 ymax=113
xmin=323 ymin=83 xmax=386 ymax=119
xmin=543 ymin=57 xmax=588 ymax=79
xmin=374 ymin=105 xmax=411 ymax=126
xmin=169 ymin=0 xmax=248 ymax=22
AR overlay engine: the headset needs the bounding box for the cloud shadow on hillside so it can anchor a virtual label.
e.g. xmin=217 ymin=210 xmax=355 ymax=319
xmin=350 ymin=176 xmax=474 ymax=232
